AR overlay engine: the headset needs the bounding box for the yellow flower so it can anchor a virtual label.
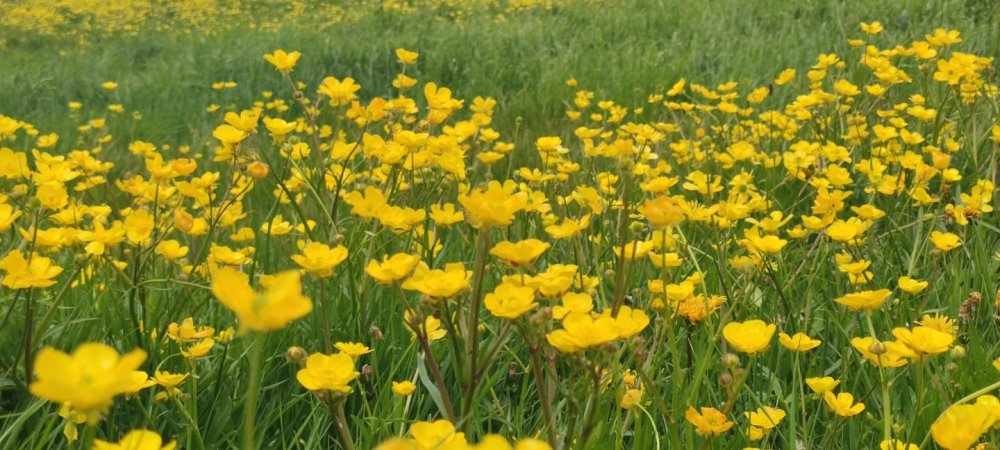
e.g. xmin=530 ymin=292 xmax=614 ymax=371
xmin=834 ymin=289 xmax=892 ymax=311
xmin=851 ymin=337 xmax=910 ymax=368
xmin=29 ymin=343 xmax=147 ymax=420
xmin=823 ymin=391 xmax=865 ymax=417
xmin=93 ymin=429 xmax=175 ymax=450
xmin=212 ymin=124 xmax=247 ymax=147
xmin=122 ymin=371 xmax=157 ymax=396
xmin=897 ymin=276 xmax=928 ymax=294
xmin=685 ymin=406 xmax=734 ymax=436
xmin=604 ymin=306 xmax=650 ymax=339
xmin=77 ymin=220 xmax=126 ymax=256
xmin=778 ymin=332 xmax=822 ymax=352
xmin=552 ymin=292 xmax=594 ymax=319
xmin=210 ymin=267 xmax=312 ymax=332
xmin=123 ymin=209 xmax=154 ymax=245
xmin=741 ymin=228 xmax=788 ymax=255
xmin=366 ymin=253 xmax=421 ymax=284
xmin=641 ymin=195 xmax=685 ymax=228
xmin=392 ymin=380 xmax=416 ymax=397
xmin=180 ymin=339 xmax=214 ymax=359
xmin=458 ymin=181 xmax=528 ymax=229
xmin=264 ymin=49 xmax=301 ymax=74
xmin=860 ymin=21 xmax=884 ymax=34
xmin=929 ymin=230 xmax=961 ymax=252
xmin=745 ymin=406 xmax=786 ymax=430
xmin=410 ymin=420 xmax=466 ymax=450
xmin=0 ymin=249 xmax=63 ymax=289
xmin=484 ymin=282 xmax=537 ymax=320
xmin=404 ymin=310 xmax=447 ymax=342
xmin=0 ymin=203 xmax=23 ymax=232
xmin=619 ymin=388 xmax=644 ymax=410
xmin=401 ymin=264 xmax=471 ymax=301
xmin=544 ymin=215 xmax=590 ymax=239
xmin=489 ymin=239 xmax=550 ymax=268
xmin=296 ymin=352 xmax=359 ymax=393
xmin=722 ymin=320 xmax=776 ymax=354
xmin=395 ymin=48 xmax=419 ymax=65
xmin=931 ymin=402 xmax=996 ymax=450
xmin=334 ymin=342 xmax=372 ymax=360
xmin=805 ymin=376 xmax=840 ymax=394
xmin=155 ymin=240 xmax=189 ymax=261
xmin=545 ymin=312 xmax=618 ymax=353
xmin=291 ymin=241 xmax=349 ymax=278
xmin=318 ymin=76 xmax=361 ymax=107
xmin=879 ymin=440 xmax=918 ymax=450
xmin=429 ymin=203 xmax=464 ymax=227
xmin=891 ymin=326 xmax=954 ymax=356
xmin=153 ymin=371 xmax=188 ymax=397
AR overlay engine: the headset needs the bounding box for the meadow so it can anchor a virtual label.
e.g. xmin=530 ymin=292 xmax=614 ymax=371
xmin=0 ymin=0 xmax=999 ymax=449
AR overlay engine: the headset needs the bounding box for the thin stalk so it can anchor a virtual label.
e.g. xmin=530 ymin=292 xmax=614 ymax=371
xmin=243 ymin=333 xmax=265 ymax=450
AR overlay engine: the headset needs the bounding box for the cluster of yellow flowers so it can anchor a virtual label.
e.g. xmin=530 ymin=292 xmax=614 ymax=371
xmin=1 ymin=21 xmax=999 ymax=450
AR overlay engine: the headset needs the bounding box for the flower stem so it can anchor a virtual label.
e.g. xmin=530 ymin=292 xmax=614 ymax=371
xmin=243 ymin=333 xmax=265 ymax=450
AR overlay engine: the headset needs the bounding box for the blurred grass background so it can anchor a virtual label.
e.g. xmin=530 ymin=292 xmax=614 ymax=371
xmin=1 ymin=0 xmax=998 ymax=148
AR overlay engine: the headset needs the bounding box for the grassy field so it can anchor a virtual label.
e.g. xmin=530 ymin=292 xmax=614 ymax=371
xmin=1 ymin=0 xmax=999 ymax=449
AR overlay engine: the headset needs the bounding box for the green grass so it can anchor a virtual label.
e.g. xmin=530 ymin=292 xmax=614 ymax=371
xmin=1 ymin=0 xmax=999 ymax=449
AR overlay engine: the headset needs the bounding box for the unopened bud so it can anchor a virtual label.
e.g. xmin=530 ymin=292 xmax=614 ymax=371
xmin=247 ymin=161 xmax=269 ymax=179
xmin=868 ymin=340 xmax=887 ymax=355
xmin=721 ymin=353 xmax=740 ymax=368
xmin=285 ymin=346 xmax=307 ymax=362
xmin=950 ymin=345 xmax=966 ymax=359
xmin=718 ymin=372 xmax=733 ymax=387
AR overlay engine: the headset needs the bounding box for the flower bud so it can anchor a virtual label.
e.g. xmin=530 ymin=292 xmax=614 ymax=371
xmin=247 ymin=161 xmax=269 ymax=179
xmin=718 ymin=372 xmax=733 ymax=387
xmin=721 ymin=352 xmax=740 ymax=368
xmin=285 ymin=346 xmax=307 ymax=362
xmin=950 ymin=345 xmax=966 ymax=359
xmin=868 ymin=340 xmax=887 ymax=355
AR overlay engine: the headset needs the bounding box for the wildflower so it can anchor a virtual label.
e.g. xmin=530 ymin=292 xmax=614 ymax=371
xmin=897 ymin=276 xmax=928 ymax=294
xmin=210 ymin=267 xmax=312 ymax=332
xmin=880 ymin=440 xmax=918 ymax=450
xmin=93 ymin=430 xmax=175 ymax=450
xmin=545 ymin=312 xmax=618 ymax=353
xmin=404 ymin=311 xmax=447 ymax=342
xmin=778 ymin=332 xmax=822 ymax=352
xmin=334 ymin=342 xmax=372 ymax=360
xmin=823 ymin=391 xmax=865 ymax=417
xmin=806 ymin=376 xmax=840 ymax=394
xmin=484 ymin=282 xmax=537 ymax=320
xmin=395 ymin=48 xmax=418 ymax=65
xmin=930 ymin=401 xmax=996 ymax=450
xmin=296 ymin=352 xmax=359 ymax=393
xmin=685 ymin=406 xmax=734 ymax=436
xmin=722 ymin=320 xmax=776 ymax=354
xmin=619 ymin=388 xmax=644 ymax=410
xmin=490 ymin=239 xmax=550 ymax=268
xmin=30 ymin=343 xmax=147 ymax=422
xmin=429 ymin=203 xmax=464 ymax=227
xmin=834 ymin=289 xmax=892 ymax=311
xmin=402 ymin=264 xmax=471 ymax=301
xmin=180 ymin=339 xmax=214 ymax=359
xmin=153 ymin=371 xmax=188 ymax=397
xmin=264 ymin=49 xmax=301 ymax=74
xmin=641 ymin=195 xmax=685 ymax=228
xmin=318 ymin=77 xmax=361 ymax=106
xmin=929 ymin=231 xmax=961 ymax=252
xmin=410 ymin=420 xmax=466 ymax=449
xmin=392 ymin=380 xmax=416 ymax=396
xmin=0 ymin=249 xmax=63 ymax=289
xmin=545 ymin=215 xmax=590 ymax=239
xmin=458 ymin=181 xmax=527 ymax=229
xmin=745 ymin=406 xmax=786 ymax=432
xmin=742 ymin=228 xmax=788 ymax=255
xmin=891 ymin=326 xmax=954 ymax=357
xmin=155 ymin=240 xmax=188 ymax=260
xmin=291 ymin=241 xmax=349 ymax=277
xmin=366 ymin=253 xmax=421 ymax=284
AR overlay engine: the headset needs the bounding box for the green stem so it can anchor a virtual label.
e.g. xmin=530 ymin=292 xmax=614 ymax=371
xmin=243 ymin=333 xmax=265 ymax=450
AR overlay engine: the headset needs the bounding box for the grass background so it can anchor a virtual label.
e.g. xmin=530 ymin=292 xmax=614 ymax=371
xmin=2 ymin=0 xmax=998 ymax=148
xmin=1 ymin=0 xmax=999 ymax=449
